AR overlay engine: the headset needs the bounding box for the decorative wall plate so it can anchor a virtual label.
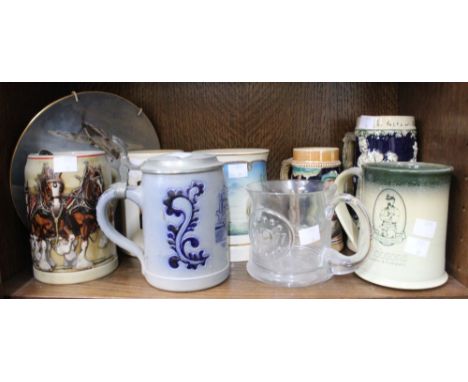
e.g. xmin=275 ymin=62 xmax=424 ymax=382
xmin=10 ymin=91 xmax=160 ymax=226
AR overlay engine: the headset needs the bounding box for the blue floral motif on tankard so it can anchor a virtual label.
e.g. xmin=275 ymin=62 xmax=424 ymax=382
xmin=354 ymin=115 xmax=418 ymax=167
xmin=164 ymin=181 xmax=209 ymax=270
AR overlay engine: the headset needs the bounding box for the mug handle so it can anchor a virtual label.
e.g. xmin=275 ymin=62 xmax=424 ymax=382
xmin=280 ymin=158 xmax=293 ymax=180
xmin=96 ymin=182 xmax=146 ymax=273
xmin=334 ymin=167 xmax=362 ymax=249
xmin=324 ymin=192 xmax=371 ymax=275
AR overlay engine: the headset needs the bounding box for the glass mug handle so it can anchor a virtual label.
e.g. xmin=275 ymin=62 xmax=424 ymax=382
xmin=96 ymin=182 xmax=146 ymax=273
xmin=324 ymin=192 xmax=371 ymax=275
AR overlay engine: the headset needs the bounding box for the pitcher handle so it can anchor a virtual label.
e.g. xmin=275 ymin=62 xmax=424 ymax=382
xmin=324 ymin=192 xmax=371 ymax=275
xmin=334 ymin=167 xmax=362 ymax=249
xmin=96 ymin=182 xmax=146 ymax=273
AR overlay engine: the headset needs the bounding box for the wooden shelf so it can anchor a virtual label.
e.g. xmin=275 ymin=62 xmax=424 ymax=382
xmin=4 ymin=255 xmax=468 ymax=298
xmin=2 ymin=83 xmax=467 ymax=298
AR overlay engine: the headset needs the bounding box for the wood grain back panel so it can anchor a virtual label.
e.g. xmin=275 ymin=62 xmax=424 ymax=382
xmin=59 ymin=83 xmax=399 ymax=179
xmin=399 ymin=83 xmax=468 ymax=286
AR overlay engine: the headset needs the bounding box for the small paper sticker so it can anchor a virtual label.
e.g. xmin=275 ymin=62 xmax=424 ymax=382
xmin=53 ymin=155 xmax=77 ymax=173
xmin=299 ymin=225 xmax=321 ymax=245
xmin=413 ymin=218 xmax=437 ymax=239
xmin=404 ymin=236 xmax=431 ymax=257
xmin=227 ymin=163 xmax=249 ymax=178
xmin=171 ymin=152 xmax=191 ymax=158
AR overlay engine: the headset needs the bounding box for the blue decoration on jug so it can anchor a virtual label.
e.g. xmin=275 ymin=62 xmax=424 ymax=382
xmin=163 ymin=181 xmax=209 ymax=270
xmin=215 ymin=188 xmax=228 ymax=246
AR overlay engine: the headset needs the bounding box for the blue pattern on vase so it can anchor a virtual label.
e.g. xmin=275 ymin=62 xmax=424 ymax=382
xmin=163 ymin=181 xmax=209 ymax=270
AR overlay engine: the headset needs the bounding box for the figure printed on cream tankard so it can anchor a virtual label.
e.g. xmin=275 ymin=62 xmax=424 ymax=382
xmin=335 ymin=162 xmax=453 ymax=290
xmin=97 ymin=152 xmax=230 ymax=292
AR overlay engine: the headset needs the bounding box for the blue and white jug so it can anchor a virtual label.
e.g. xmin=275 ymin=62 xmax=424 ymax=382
xmin=96 ymin=152 xmax=230 ymax=291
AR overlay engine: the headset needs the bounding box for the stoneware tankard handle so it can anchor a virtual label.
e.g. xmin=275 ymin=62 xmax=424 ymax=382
xmin=334 ymin=167 xmax=363 ymax=249
xmin=324 ymin=192 xmax=371 ymax=275
xmin=96 ymin=182 xmax=146 ymax=273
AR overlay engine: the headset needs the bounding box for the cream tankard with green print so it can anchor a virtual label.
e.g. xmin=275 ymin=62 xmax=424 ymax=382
xmin=335 ymin=162 xmax=453 ymax=290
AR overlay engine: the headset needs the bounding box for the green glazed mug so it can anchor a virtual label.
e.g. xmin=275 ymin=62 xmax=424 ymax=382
xmin=335 ymin=162 xmax=453 ymax=290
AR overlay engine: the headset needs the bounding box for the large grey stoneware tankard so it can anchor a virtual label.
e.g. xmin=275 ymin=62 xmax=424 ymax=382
xmin=97 ymin=152 xmax=230 ymax=292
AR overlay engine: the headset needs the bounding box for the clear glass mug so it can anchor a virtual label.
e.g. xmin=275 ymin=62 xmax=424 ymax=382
xmin=246 ymin=180 xmax=371 ymax=287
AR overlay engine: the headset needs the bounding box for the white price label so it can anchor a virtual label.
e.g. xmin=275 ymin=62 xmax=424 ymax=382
xmin=171 ymin=152 xmax=191 ymax=158
xmin=227 ymin=163 xmax=249 ymax=178
xmin=299 ymin=225 xmax=321 ymax=245
xmin=128 ymin=170 xmax=143 ymax=186
xmin=413 ymin=218 xmax=437 ymax=239
xmin=53 ymin=155 xmax=77 ymax=173
xmin=404 ymin=236 xmax=431 ymax=257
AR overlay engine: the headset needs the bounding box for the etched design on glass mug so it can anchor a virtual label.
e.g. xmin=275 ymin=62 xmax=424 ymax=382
xmin=250 ymin=209 xmax=293 ymax=258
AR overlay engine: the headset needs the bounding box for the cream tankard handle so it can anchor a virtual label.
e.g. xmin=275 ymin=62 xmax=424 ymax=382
xmin=280 ymin=158 xmax=293 ymax=180
xmin=334 ymin=167 xmax=363 ymax=250
xmin=96 ymin=182 xmax=146 ymax=273
xmin=324 ymin=192 xmax=371 ymax=275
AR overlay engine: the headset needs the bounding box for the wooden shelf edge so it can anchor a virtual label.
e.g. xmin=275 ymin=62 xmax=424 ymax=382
xmin=4 ymin=255 xmax=468 ymax=299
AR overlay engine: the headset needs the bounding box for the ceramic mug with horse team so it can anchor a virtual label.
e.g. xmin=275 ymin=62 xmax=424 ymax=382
xmin=24 ymin=150 xmax=117 ymax=284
